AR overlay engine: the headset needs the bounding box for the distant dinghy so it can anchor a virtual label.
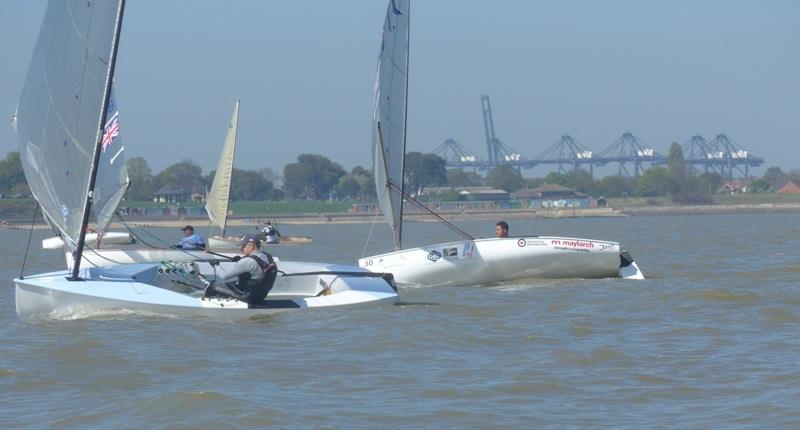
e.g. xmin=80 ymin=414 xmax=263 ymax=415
xmin=358 ymin=0 xmax=643 ymax=286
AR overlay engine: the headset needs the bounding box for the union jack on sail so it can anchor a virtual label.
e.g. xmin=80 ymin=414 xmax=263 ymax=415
xmin=101 ymin=111 xmax=120 ymax=152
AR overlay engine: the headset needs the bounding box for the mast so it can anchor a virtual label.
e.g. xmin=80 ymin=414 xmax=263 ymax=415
xmin=222 ymin=98 xmax=239 ymax=236
xmin=397 ymin=0 xmax=410 ymax=249
xmin=71 ymin=0 xmax=126 ymax=280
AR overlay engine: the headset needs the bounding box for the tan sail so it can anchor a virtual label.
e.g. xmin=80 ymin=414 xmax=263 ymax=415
xmin=205 ymin=98 xmax=240 ymax=235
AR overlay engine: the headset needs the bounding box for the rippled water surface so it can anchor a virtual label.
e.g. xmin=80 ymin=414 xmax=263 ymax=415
xmin=2 ymin=213 xmax=799 ymax=429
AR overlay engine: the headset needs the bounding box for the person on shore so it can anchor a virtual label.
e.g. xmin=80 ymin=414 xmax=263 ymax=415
xmin=260 ymin=220 xmax=281 ymax=244
xmin=495 ymin=221 xmax=509 ymax=238
xmin=176 ymin=225 xmax=206 ymax=250
xmin=204 ymin=235 xmax=278 ymax=305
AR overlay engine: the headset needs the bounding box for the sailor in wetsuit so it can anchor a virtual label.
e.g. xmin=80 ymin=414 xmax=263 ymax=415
xmin=260 ymin=221 xmax=281 ymax=244
xmin=204 ymin=235 xmax=278 ymax=305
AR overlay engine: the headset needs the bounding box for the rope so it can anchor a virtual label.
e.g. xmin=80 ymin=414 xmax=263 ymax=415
xmin=388 ymin=182 xmax=474 ymax=241
xmin=360 ymin=203 xmax=384 ymax=258
xmin=19 ymin=204 xmax=40 ymax=280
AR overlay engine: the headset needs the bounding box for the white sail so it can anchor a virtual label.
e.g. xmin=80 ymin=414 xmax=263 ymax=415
xmin=205 ymin=98 xmax=240 ymax=235
xmin=372 ymin=0 xmax=410 ymax=249
xmin=92 ymin=86 xmax=129 ymax=233
xmin=15 ymin=0 xmax=124 ymax=251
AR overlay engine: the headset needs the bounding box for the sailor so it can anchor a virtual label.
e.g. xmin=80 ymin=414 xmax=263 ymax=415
xmin=204 ymin=235 xmax=278 ymax=305
xmin=260 ymin=220 xmax=281 ymax=244
xmin=495 ymin=221 xmax=509 ymax=238
xmin=176 ymin=225 xmax=206 ymax=249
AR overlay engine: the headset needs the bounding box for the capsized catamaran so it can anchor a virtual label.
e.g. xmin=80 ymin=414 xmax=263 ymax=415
xmin=204 ymin=100 xmax=312 ymax=248
xmin=14 ymin=0 xmax=397 ymax=320
xmin=358 ymin=0 xmax=643 ymax=286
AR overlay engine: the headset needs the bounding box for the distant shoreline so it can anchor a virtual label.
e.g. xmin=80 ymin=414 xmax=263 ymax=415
xmin=5 ymin=203 xmax=799 ymax=230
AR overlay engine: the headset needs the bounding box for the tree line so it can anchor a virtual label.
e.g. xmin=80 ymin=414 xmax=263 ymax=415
xmin=0 ymin=147 xmax=797 ymax=203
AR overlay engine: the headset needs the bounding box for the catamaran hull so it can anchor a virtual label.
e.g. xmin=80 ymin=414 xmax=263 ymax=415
xmin=359 ymin=236 xmax=644 ymax=287
xmin=15 ymin=264 xmax=397 ymax=320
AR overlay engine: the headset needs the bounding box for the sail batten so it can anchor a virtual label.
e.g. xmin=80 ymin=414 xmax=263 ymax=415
xmin=372 ymin=0 xmax=410 ymax=250
xmin=205 ymin=99 xmax=240 ymax=236
xmin=16 ymin=0 xmax=125 ymax=251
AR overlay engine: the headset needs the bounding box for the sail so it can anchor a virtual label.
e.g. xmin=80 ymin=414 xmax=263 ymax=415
xmin=92 ymin=86 xmax=129 ymax=233
xmin=205 ymin=98 xmax=240 ymax=235
xmin=372 ymin=0 xmax=410 ymax=249
xmin=15 ymin=0 xmax=124 ymax=250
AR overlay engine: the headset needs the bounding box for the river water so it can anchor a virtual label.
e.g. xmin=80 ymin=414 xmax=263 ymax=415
xmin=1 ymin=212 xmax=799 ymax=429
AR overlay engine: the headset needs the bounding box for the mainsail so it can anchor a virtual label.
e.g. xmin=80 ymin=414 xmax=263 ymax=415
xmin=92 ymin=86 xmax=129 ymax=233
xmin=205 ymin=98 xmax=240 ymax=235
xmin=372 ymin=0 xmax=410 ymax=249
xmin=15 ymin=0 xmax=124 ymax=251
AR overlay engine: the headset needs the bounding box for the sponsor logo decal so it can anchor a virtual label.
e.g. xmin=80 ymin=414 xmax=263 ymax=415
xmin=550 ymin=239 xmax=596 ymax=252
xmin=427 ymin=250 xmax=442 ymax=262
xmin=517 ymin=239 xmax=526 ymax=247
xmin=444 ymin=247 xmax=458 ymax=257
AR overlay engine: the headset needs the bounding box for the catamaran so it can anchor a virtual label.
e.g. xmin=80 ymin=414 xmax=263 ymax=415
xmin=358 ymin=0 xmax=644 ymax=287
xmin=13 ymin=0 xmax=397 ymax=319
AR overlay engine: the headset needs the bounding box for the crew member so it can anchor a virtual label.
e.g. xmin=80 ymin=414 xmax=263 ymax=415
xmin=204 ymin=235 xmax=278 ymax=305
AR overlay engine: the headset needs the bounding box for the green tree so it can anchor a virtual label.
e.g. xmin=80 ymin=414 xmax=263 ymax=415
xmin=349 ymin=166 xmax=375 ymax=199
xmin=282 ymin=154 xmax=346 ymax=199
xmin=762 ymin=166 xmax=785 ymax=185
xmin=125 ymin=156 xmax=154 ymax=201
xmin=543 ymin=171 xmax=568 ymax=186
xmin=335 ymin=176 xmax=361 ymax=200
xmin=596 ymin=175 xmax=635 ymax=197
xmin=666 ymin=142 xmax=687 ymax=189
xmin=564 ymin=169 xmax=595 ymax=195
xmin=404 ymin=152 xmax=447 ymax=195
xmin=0 ymin=151 xmax=28 ymax=195
xmin=153 ymin=159 xmax=204 ymax=194
xmin=446 ymin=169 xmax=482 ymax=187
xmin=209 ymin=168 xmax=281 ymax=201
xmin=636 ymin=166 xmax=674 ymax=197
xmin=486 ymin=164 xmax=523 ymax=192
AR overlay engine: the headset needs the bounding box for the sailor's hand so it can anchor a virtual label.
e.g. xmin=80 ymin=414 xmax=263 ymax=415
xmin=231 ymin=255 xmax=241 ymax=262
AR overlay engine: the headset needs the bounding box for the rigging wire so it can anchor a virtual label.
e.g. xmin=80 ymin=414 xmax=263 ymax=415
xmin=387 ymin=181 xmax=474 ymax=241
xmin=19 ymin=203 xmax=40 ymax=280
xmin=360 ymin=202 xmax=384 ymax=258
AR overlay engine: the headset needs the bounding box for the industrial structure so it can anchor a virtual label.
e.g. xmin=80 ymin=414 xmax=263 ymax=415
xmin=433 ymin=96 xmax=763 ymax=179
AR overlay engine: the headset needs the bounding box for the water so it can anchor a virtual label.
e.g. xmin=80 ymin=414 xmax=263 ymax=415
xmin=1 ymin=213 xmax=799 ymax=429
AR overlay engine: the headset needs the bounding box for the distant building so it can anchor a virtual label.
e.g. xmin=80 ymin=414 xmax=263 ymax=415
xmin=775 ymin=179 xmax=800 ymax=194
xmin=718 ymin=180 xmax=751 ymax=194
xmin=424 ymin=186 xmax=509 ymax=201
xmin=511 ymin=184 xmax=598 ymax=209
xmin=151 ymin=187 xmax=205 ymax=203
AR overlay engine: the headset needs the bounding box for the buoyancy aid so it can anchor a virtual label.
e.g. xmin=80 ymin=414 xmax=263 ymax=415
xmin=237 ymin=252 xmax=278 ymax=304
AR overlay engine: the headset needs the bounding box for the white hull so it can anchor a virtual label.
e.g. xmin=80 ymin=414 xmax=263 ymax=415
xmin=74 ymin=248 xmax=231 ymax=268
xmin=359 ymin=236 xmax=644 ymax=287
xmin=15 ymin=260 xmax=397 ymax=320
xmin=208 ymin=235 xmax=312 ymax=249
xmin=42 ymin=232 xmax=134 ymax=250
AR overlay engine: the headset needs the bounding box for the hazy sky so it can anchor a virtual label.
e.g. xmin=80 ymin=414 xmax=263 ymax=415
xmin=1 ymin=1 xmax=798 ymax=178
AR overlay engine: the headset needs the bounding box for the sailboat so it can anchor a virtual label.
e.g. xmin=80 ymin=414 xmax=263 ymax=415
xmin=204 ymin=100 xmax=311 ymax=249
xmin=358 ymin=0 xmax=644 ymax=287
xmin=40 ymin=85 xmax=134 ymax=250
xmin=13 ymin=0 xmax=397 ymax=320
xmin=205 ymin=98 xmax=244 ymax=249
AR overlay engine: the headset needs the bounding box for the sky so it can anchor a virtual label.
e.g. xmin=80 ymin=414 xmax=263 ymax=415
xmin=1 ymin=0 xmax=798 ymax=178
